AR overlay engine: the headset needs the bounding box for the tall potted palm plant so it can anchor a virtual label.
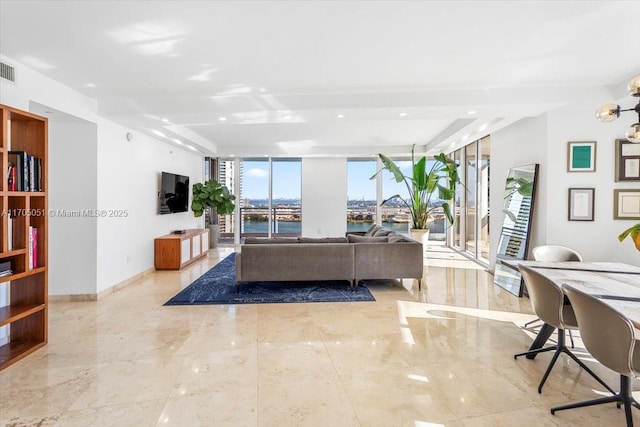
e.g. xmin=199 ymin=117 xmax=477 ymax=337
xmin=371 ymin=145 xmax=460 ymax=242
xmin=191 ymin=179 xmax=235 ymax=248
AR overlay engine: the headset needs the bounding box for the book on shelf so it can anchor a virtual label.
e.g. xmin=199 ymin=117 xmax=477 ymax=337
xmin=28 ymin=226 xmax=34 ymax=269
xmin=8 ymin=162 xmax=14 ymax=191
xmin=7 ymin=151 xmax=24 ymax=191
xmin=32 ymin=227 xmax=37 ymax=268
xmin=28 ymin=154 xmax=35 ymax=191
xmin=36 ymin=157 xmax=42 ymax=191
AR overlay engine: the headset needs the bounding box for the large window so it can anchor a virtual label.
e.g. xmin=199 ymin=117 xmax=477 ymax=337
xmin=239 ymin=158 xmax=301 ymax=237
xmin=347 ymin=160 xmax=377 ymax=232
xmin=272 ymin=159 xmax=301 ymax=236
xmin=217 ymin=158 xmax=236 ymax=242
xmin=451 ymin=135 xmax=491 ymax=264
xmin=381 ymin=161 xmax=412 ymax=234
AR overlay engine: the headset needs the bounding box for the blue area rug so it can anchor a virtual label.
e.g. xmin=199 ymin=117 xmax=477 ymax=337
xmin=164 ymin=253 xmax=375 ymax=305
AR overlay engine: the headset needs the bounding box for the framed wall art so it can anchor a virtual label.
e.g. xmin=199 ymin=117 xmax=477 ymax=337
xmin=568 ymin=188 xmax=594 ymax=221
xmin=614 ymin=138 xmax=640 ymax=181
xmin=567 ymin=141 xmax=596 ymax=172
xmin=614 ymin=189 xmax=640 ymax=219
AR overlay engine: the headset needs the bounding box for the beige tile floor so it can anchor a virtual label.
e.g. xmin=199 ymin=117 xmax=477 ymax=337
xmin=1 ymin=244 xmax=639 ymax=427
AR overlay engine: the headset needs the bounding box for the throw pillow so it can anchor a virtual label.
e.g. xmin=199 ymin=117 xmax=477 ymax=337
xmin=365 ymin=225 xmax=382 ymax=236
xmin=347 ymin=235 xmax=389 ymax=243
xmin=364 ymin=223 xmax=378 ymax=235
xmin=373 ymin=228 xmax=393 ymax=237
xmin=388 ymin=234 xmax=408 ymax=243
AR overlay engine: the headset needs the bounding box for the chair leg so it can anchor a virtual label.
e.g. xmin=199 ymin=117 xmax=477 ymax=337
xmin=524 ymin=317 xmax=542 ymax=328
xmin=514 ymin=345 xmax=556 ymax=360
xmin=516 ymin=330 xmax=616 ymax=395
xmin=568 ymin=329 xmax=575 ymax=348
xmin=561 ymin=347 xmax=616 ymax=395
xmin=552 ymin=375 xmax=639 ymax=427
xmin=537 ymin=346 xmax=563 ymax=393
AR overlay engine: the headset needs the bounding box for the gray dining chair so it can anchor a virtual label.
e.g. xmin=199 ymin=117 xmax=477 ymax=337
xmin=514 ymin=265 xmax=615 ymax=394
xmin=552 ymin=285 xmax=640 ymax=426
xmin=525 ymin=245 xmax=582 ymax=348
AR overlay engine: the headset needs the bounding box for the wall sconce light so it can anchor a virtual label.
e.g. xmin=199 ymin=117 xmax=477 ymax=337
xmin=596 ymin=75 xmax=640 ymax=143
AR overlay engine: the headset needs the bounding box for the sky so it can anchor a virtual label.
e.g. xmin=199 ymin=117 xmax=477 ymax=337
xmin=240 ymin=158 xmax=420 ymax=201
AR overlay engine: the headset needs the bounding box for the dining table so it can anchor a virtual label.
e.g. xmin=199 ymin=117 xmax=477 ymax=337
xmin=501 ymin=260 xmax=640 ymax=359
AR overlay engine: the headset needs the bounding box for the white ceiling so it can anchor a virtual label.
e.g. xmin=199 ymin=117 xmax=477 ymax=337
xmin=1 ymin=0 xmax=639 ymax=157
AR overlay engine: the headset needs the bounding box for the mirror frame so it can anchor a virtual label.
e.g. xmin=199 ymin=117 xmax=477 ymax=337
xmin=493 ymin=163 xmax=539 ymax=296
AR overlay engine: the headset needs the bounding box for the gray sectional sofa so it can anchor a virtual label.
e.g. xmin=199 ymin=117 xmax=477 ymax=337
xmin=235 ymin=226 xmax=424 ymax=291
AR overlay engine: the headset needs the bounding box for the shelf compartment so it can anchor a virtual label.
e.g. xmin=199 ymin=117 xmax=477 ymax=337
xmin=7 ymin=195 xmax=27 ymax=251
xmin=29 ymin=196 xmax=46 ymax=269
xmin=0 ymin=340 xmax=46 ymax=370
xmin=0 ymin=303 xmax=45 ymax=327
xmin=0 ymin=253 xmax=27 ymax=281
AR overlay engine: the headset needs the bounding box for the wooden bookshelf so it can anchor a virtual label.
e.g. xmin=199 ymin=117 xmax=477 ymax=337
xmin=0 ymin=104 xmax=48 ymax=370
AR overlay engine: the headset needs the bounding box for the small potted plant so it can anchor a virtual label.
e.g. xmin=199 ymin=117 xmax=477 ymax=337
xmin=191 ymin=179 xmax=235 ymax=248
xmin=618 ymin=223 xmax=640 ymax=251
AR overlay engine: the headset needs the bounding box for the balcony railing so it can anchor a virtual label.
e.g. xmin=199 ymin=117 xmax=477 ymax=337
xmin=240 ymin=206 xmax=301 ymax=237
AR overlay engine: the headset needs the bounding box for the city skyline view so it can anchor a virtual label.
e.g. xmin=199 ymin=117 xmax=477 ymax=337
xmin=240 ymin=159 xmax=430 ymax=202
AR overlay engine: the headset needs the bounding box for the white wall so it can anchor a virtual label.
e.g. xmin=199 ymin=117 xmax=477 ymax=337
xmin=0 ymin=56 xmax=205 ymax=297
xmin=545 ymin=106 xmax=640 ymax=265
xmin=490 ymin=116 xmax=548 ymax=267
xmin=96 ymin=124 xmax=202 ymax=292
xmin=49 ymin=120 xmax=98 ymax=296
xmin=301 ymin=158 xmax=347 ymax=237
xmin=490 ymin=109 xmax=640 ymax=268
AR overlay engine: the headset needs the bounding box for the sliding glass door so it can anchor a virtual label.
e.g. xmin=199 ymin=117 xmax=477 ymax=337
xmin=450 ymin=135 xmax=491 ymax=264
xmin=239 ymin=158 xmax=301 ymax=237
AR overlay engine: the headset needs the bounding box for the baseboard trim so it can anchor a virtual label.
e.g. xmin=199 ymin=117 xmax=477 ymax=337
xmin=49 ymin=267 xmax=155 ymax=302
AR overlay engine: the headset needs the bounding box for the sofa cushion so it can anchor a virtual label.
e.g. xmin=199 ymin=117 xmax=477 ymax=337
xmin=373 ymin=228 xmax=394 ymax=237
xmin=244 ymin=237 xmax=298 ymax=244
xmin=348 ymin=235 xmax=388 ymax=243
xmin=297 ymin=237 xmax=349 ymax=244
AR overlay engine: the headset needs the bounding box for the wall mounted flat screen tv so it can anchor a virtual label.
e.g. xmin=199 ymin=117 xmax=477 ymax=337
xmin=159 ymin=172 xmax=190 ymax=214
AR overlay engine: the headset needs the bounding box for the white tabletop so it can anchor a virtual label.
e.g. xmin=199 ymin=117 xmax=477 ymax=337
xmin=507 ymin=261 xmax=640 ymax=329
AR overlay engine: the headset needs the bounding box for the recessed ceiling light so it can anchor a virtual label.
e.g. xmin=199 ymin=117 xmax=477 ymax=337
xmin=399 ymin=112 xmax=408 ymax=117
xmin=218 ymin=117 xmax=227 ymax=121
xmin=467 ymin=110 xmax=477 ymax=115
xmin=161 ymin=118 xmax=170 ymax=123
xmin=283 ymin=115 xmax=292 ymax=120
xmin=84 ymin=83 xmax=96 ymax=88
xmin=337 ymin=114 xmax=344 ymax=119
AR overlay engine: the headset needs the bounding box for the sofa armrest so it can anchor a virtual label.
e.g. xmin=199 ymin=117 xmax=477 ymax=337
xmin=354 ymin=241 xmax=423 ymax=281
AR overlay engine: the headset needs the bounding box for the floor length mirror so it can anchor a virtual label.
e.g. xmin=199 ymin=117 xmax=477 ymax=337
xmin=493 ymin=163 xmax=539 ymax=296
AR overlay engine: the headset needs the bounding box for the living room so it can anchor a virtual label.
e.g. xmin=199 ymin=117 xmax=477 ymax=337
xmin=1 ymin=1 xmax=639 ymax=425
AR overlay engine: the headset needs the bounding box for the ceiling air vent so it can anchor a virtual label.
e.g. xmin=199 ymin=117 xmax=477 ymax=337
xmin=0 ymin=62 xmax=16 ymax=83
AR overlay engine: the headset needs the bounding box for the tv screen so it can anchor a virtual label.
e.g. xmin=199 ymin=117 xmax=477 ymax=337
xmin=159 ymin=172 xmax=190 ymax=214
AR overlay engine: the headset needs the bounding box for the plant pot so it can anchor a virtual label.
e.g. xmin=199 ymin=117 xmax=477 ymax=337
xmin=208 ymin=224 xmax=219 ymax=249
xmin=634 ymin=232 xmax=640 ymax=251
xmin=410 ymin=228 xmax=430 ymax=255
